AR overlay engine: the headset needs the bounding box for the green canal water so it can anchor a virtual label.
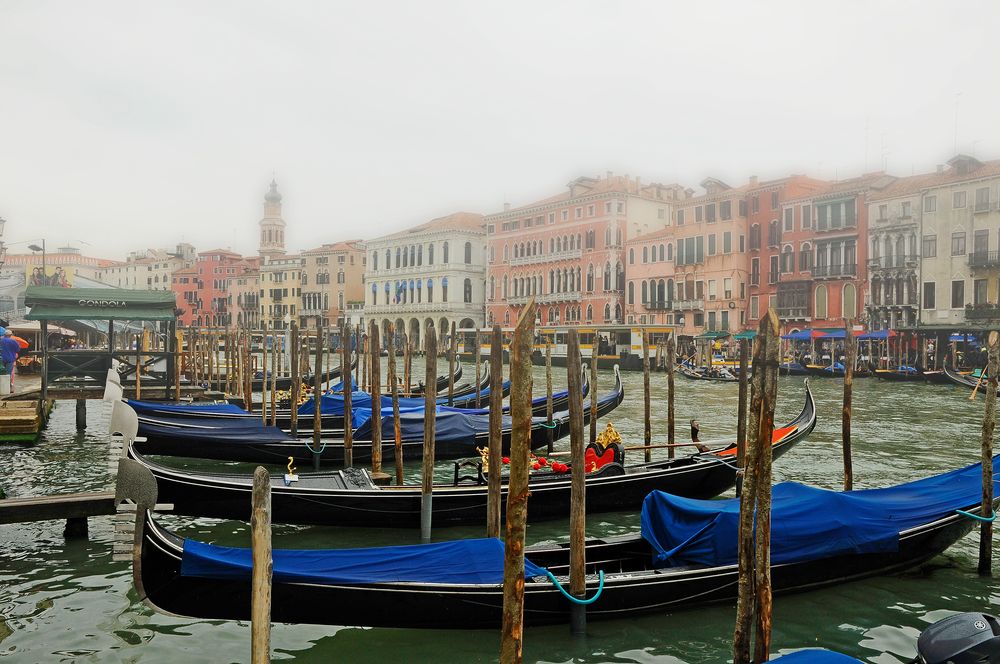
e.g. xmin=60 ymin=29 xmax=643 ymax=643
xmin=1 ymin=364 xmax=998 ymax=662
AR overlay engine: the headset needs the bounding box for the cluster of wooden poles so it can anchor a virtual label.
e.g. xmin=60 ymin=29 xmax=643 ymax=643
xmin=234 ymin=311 xmax=999 ymax=664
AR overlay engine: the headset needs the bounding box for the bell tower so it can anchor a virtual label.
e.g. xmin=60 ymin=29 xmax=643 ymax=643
xmin=258 ymin=178 xmax=287 ymax=263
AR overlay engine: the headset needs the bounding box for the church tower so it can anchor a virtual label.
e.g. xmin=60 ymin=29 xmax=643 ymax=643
xmin=258 ymin=178 xmax=287 ymax=263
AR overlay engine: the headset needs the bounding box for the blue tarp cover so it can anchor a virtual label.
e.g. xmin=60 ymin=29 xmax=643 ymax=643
xmin=136 ymin=416 xmax=294 ymax=444
xmin=181 ymin=537 xmax=548 ymax=585
xmin=641 ymin=455 xmax=1000 ymax=569
xmin=127 ymin=399 xmax=247 ymax=415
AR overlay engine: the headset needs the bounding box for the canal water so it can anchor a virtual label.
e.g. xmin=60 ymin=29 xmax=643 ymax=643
xmin=1 ymin=363 xmax=998 ymax=662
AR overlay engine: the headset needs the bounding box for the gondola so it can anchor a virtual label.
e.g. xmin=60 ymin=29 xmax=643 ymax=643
xmin=246 ymin=355 xmax=356 ymax=392
xmin=409 ymin=363 xmax=463 ymax=396
xmin=874 ymin=367 xmax=924 ymax=382
xmin=678 ymin=366 xmax=739 ymax=382
xmin=124 ymin=452 xmax=998 ymax=629
xmin=125 ymin=369 xmax=560 ymax=437
xmin=944 ymin=365 xmax=999 ymax=396
xmin=130 ymin=366 xmax=625 ymax=464
xmin=921 ymin=369 xmax=951 ymax=384
xmin=779 ymin=361 xmax=808 ymax=376
xmin=127 ymin=384 xmax=815 ymax=527
xmin=804 ymin=363 xmax=872 ymax=378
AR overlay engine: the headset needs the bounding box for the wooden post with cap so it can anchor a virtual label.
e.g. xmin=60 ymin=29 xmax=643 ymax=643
xmin=420 ymin=324 xmax=438 ymax=543
xmin=387 ymin=325 xmax=404 ymax=485
xmin=566 ymin=328 xmax=587 ymax=635
xmin=487 ymin=324 xmax=503 ymax=538
xmin=250 ymin=466 xmax=272 ymax=664
xmin=736 ymin=337 xmax=749 ymax=495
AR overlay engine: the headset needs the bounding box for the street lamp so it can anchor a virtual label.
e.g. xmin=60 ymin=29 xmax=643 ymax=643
xmin=27 ymin=240 xmax=45 ymax=281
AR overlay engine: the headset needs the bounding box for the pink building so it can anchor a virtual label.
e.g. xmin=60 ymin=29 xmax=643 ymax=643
xmin=485 ymin=174 xmax=687 ymax=327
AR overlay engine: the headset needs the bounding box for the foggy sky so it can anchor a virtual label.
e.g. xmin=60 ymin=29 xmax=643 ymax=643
xmin=2 ymin=0 xmax=998 ymax=261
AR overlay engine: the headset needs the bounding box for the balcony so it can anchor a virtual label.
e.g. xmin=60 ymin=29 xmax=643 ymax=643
xmin=966 ymin=304 xmax=1000 ymax=321
xmin=675 ymin=299 xmax=705 ymax=311
xmin=641 ymin=300 xmax=674 ymax=311
xmin=777 ymin=306 xmax=810 ymax=320
xmin=509 ymin=248 xmax=582 ymax=267
xmin=867 ymin=256 xmax=919 ymax=270
xmin=812 ymin=263 xmax=857 ymax=278
xmin=969 ymin=251 xmax=1000 ymax=268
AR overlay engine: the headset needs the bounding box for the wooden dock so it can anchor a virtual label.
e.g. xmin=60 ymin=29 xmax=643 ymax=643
xmin=0 ymin=399 xmax=53 ymax=443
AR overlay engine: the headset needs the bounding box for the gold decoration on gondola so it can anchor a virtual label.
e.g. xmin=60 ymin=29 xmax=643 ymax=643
xmin=596 ymin=421 xmax=621 ymax=449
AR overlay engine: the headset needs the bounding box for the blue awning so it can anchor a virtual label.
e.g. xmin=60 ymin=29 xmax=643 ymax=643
xmin=857 ymin=330 xmax=889 ymax=340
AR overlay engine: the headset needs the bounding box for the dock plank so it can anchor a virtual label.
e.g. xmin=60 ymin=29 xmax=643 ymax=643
xmin=0 ymin=491 xmax=117 ymax=524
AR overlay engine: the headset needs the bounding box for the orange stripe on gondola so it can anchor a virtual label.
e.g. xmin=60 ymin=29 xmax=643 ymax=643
xmin=714 ymin=425 xmax=796 ymax=457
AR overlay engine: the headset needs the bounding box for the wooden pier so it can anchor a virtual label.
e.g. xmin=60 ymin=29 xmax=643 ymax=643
xmin=0 ymin=398 xmax=53 ymax=443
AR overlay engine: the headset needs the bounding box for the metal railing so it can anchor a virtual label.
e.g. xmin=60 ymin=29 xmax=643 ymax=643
xmin=509 ymin=248 xmax=581 ymax=266
xmin=868 ymin=256 xmax=919 ymax=269
xmin=675 ymin=299 xmax=705 ymax=311
xmin=812 ymin=263 xmax=857 ymax=278
xmin=969 ymin=251 xmax=1000 ymax=268
xmin=777 ymin=306 xmax=810 ymax=319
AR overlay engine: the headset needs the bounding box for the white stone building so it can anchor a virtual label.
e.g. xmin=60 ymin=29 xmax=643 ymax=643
xmin=364 ymin=212 xmax=486 ymax=349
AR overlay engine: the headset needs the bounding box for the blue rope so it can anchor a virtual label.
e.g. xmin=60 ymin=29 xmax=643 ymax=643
xmin=956 ymin=508 xmax=997 ymax=523
xmin=303 ymin=440 xmax=328 ymax=455
xmin=544 ymin=570 xmax=605 ymax=605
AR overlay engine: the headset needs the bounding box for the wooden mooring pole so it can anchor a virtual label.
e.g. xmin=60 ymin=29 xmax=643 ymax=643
xmin=341 ymin=324 xmax=352 ymax=469
xmin=387 ymin=325 xmax=404 ymax=486
xmin=475 ymin=330 xmax=482 ymax=409
xmin=289 ymin=322 xmax=300 ymax=436
xmin=979 ymin=330 xmax=999 ymax=576
xmin=842 ymin=322 xmax=856 ymax=491
xmin=260 ymin=326 xmax=268 ymax=425
xmin=589 ymin=349 xmax=598 ymax=445
xmin=642 ymin=330 xmax=651 ymax=462
xmin=421 ymin=325 xmax=438 ymax=543
xmin=250 ymin=466 xmax=272 ymax=664
xmin=487 ymin=324 xmax=503 ymax=538
xmin=666 ymin=336 xmax=676 ymax=459
xmin=733 ymin=309 xmax=780 ymax=664
xmin=369 ymin=322 xmax=387 ymax=483
xmin=312 ymin=325 xmax=323 ymax=471
xmin=448 ymin=321 xmax=457 ymax=406
xmin=566 ymin=328 xmax=587 ymax=635
xmin=736 ymin=338 xmax=749 ymax=495
xmin=499 ymin=299 xmax=535 ymax=664
xmin=545 ymin=341 xmax=554 ymax=455
xmin=270 ymin=330 xmax=278 ymax=427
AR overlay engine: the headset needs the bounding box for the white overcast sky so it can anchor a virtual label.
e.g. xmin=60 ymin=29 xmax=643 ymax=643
xmin=2 ymin=1 xmax=999 ymax=260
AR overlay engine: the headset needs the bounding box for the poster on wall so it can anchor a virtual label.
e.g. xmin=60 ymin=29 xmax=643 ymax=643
xmin=28 ymin=266 xmax=72 ymax=287
xmin=0 ymin=270 xmax=27 ymax=312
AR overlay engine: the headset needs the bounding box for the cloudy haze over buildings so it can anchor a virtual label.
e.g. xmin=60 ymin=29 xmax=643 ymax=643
xmin=3 ymin=1 xmax=1000 ymax=258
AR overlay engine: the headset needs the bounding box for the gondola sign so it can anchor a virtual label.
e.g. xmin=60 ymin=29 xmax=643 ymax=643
xmin=78 ymin=299 xmax=128 ymax=307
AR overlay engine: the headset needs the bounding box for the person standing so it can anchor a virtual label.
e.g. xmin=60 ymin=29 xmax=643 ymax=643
xmin=1 ymin=329 xmax=22 ymax=391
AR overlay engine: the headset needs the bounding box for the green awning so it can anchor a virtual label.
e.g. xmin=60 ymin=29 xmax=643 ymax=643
xmin=24 ymin=286 xmax=177 ymax=321
xmin=695 ymin=331 xmax=731 ymax=340
xmin=733 ymin=330 xmax=757 ymax=340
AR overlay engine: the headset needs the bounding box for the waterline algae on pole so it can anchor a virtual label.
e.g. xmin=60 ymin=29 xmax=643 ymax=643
xmin=312 ymin=325 xmax=324 ymax=472
xmin=642 ymin=330 xmax=651 ymax=463
xmin=499 ymin=299 xmax=535 ymax=664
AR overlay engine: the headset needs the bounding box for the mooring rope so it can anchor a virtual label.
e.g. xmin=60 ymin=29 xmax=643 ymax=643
xmin=955 ymin=508 xmax=997 ymax=523
xmin=303 ymin=439 xmax=328 ymax=454
xmin=544 ymin=569 xmax=605 ymax=605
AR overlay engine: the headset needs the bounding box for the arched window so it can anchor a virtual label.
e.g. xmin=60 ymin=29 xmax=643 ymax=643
xmin=556 ymin=237 xmax=562 ymax=252
xmin=442 ymin=277 xmax=449 ymax=302
xmin=657 ymin=279 xmax=665 ymax=305
xmin=604 ymin=303 xmax=611 ymax=321
xmin=410 ymin=245 xmax=416 ymax=265
xmin=428 ymin=243 xmax=435 ymax=265
xmin=616 ymin=262 xmax=624 ymax=290
xmin=488 ymin=276 xmax=495 ymax=300
xmin=605 ymin=229 xmax=612 ymax=246
xmin=616 ymin=229 xmax=622 ymax=245
xmin=768 ymin=220 xmax=780 ymax=247
xmin=815 ymin=284 xmax=828 ymax=319
xmin=629 ymin=248 xmax=635 ymax=265
xmin=750 ymin=224 xmax=761 ymax=250
xmin=443 ymin=242 xmax=449 ymax=263
xmin=503 ymin=275 xmax=508 ymax=298
xmin=569 ymin=235 xmax=575 ymax=250
xmin=417 ymin=245 xmax=423 ymax=265
xmin=586 ymin=264 xmax=594 ymax=292
xmin=586 ymin=305 xmax=593 ymax=321
xmin=603 ymin=262 xmax=611 ymax=290
xmin=586 ymin=230 xmax=595 ymax=249
xmin=372 ymin=252 xmax=379 ymax=271
xmin=666 ymin=278 xmax=674 ymax=306
xmin=615 ymin=302 xmax=622 ymax=322
xmin=643 ymin=246 xmax=649 ymax=263
xmin=503 ymin=244 xmax=509 ymax=261
xmin=667 ymin=243 xmax=673 ymax=261
xmin=427 ymin=279 xmax=434 ymax=303
xmin=842 ymin=283 xmax=857 ymax=319
xmin=659 ymin=244 xmax=665 ymax=261
xmin=395 ymin=247 xmax=401 ymax=268
xmin=549 ymin=238 xmax=555 ymax=253
xmin=464 ymin=278 xmax=473 ymax=303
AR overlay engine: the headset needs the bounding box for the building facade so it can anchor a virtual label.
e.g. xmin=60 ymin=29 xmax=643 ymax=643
xmin=485 ymin=174 xmax=687 ymax=328
xmin=260 ymin=255 xmax=302 ymax=331
xmin=172 ymin=248 xmax=244 ymax=326
xmin=365 ymin=212 xmax=485 ymax=349
xmin=299 ymin=240 xmax=366 ymax=332
xmin=225 ymin=260 xmax=261 ymax=329
xmin=99 ymin=244 xmax=194 ymax=292
xmin=919 ymin=155 xmax=1000 ymax=327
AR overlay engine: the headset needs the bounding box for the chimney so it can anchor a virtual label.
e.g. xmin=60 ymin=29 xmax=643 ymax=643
xmin=749 ymin=175 xmax=758 ymax=187
xmin=503 ymin=202 xmax=510 ymax=212
xmin=936 ymin=164 xmax=945 ymax=173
